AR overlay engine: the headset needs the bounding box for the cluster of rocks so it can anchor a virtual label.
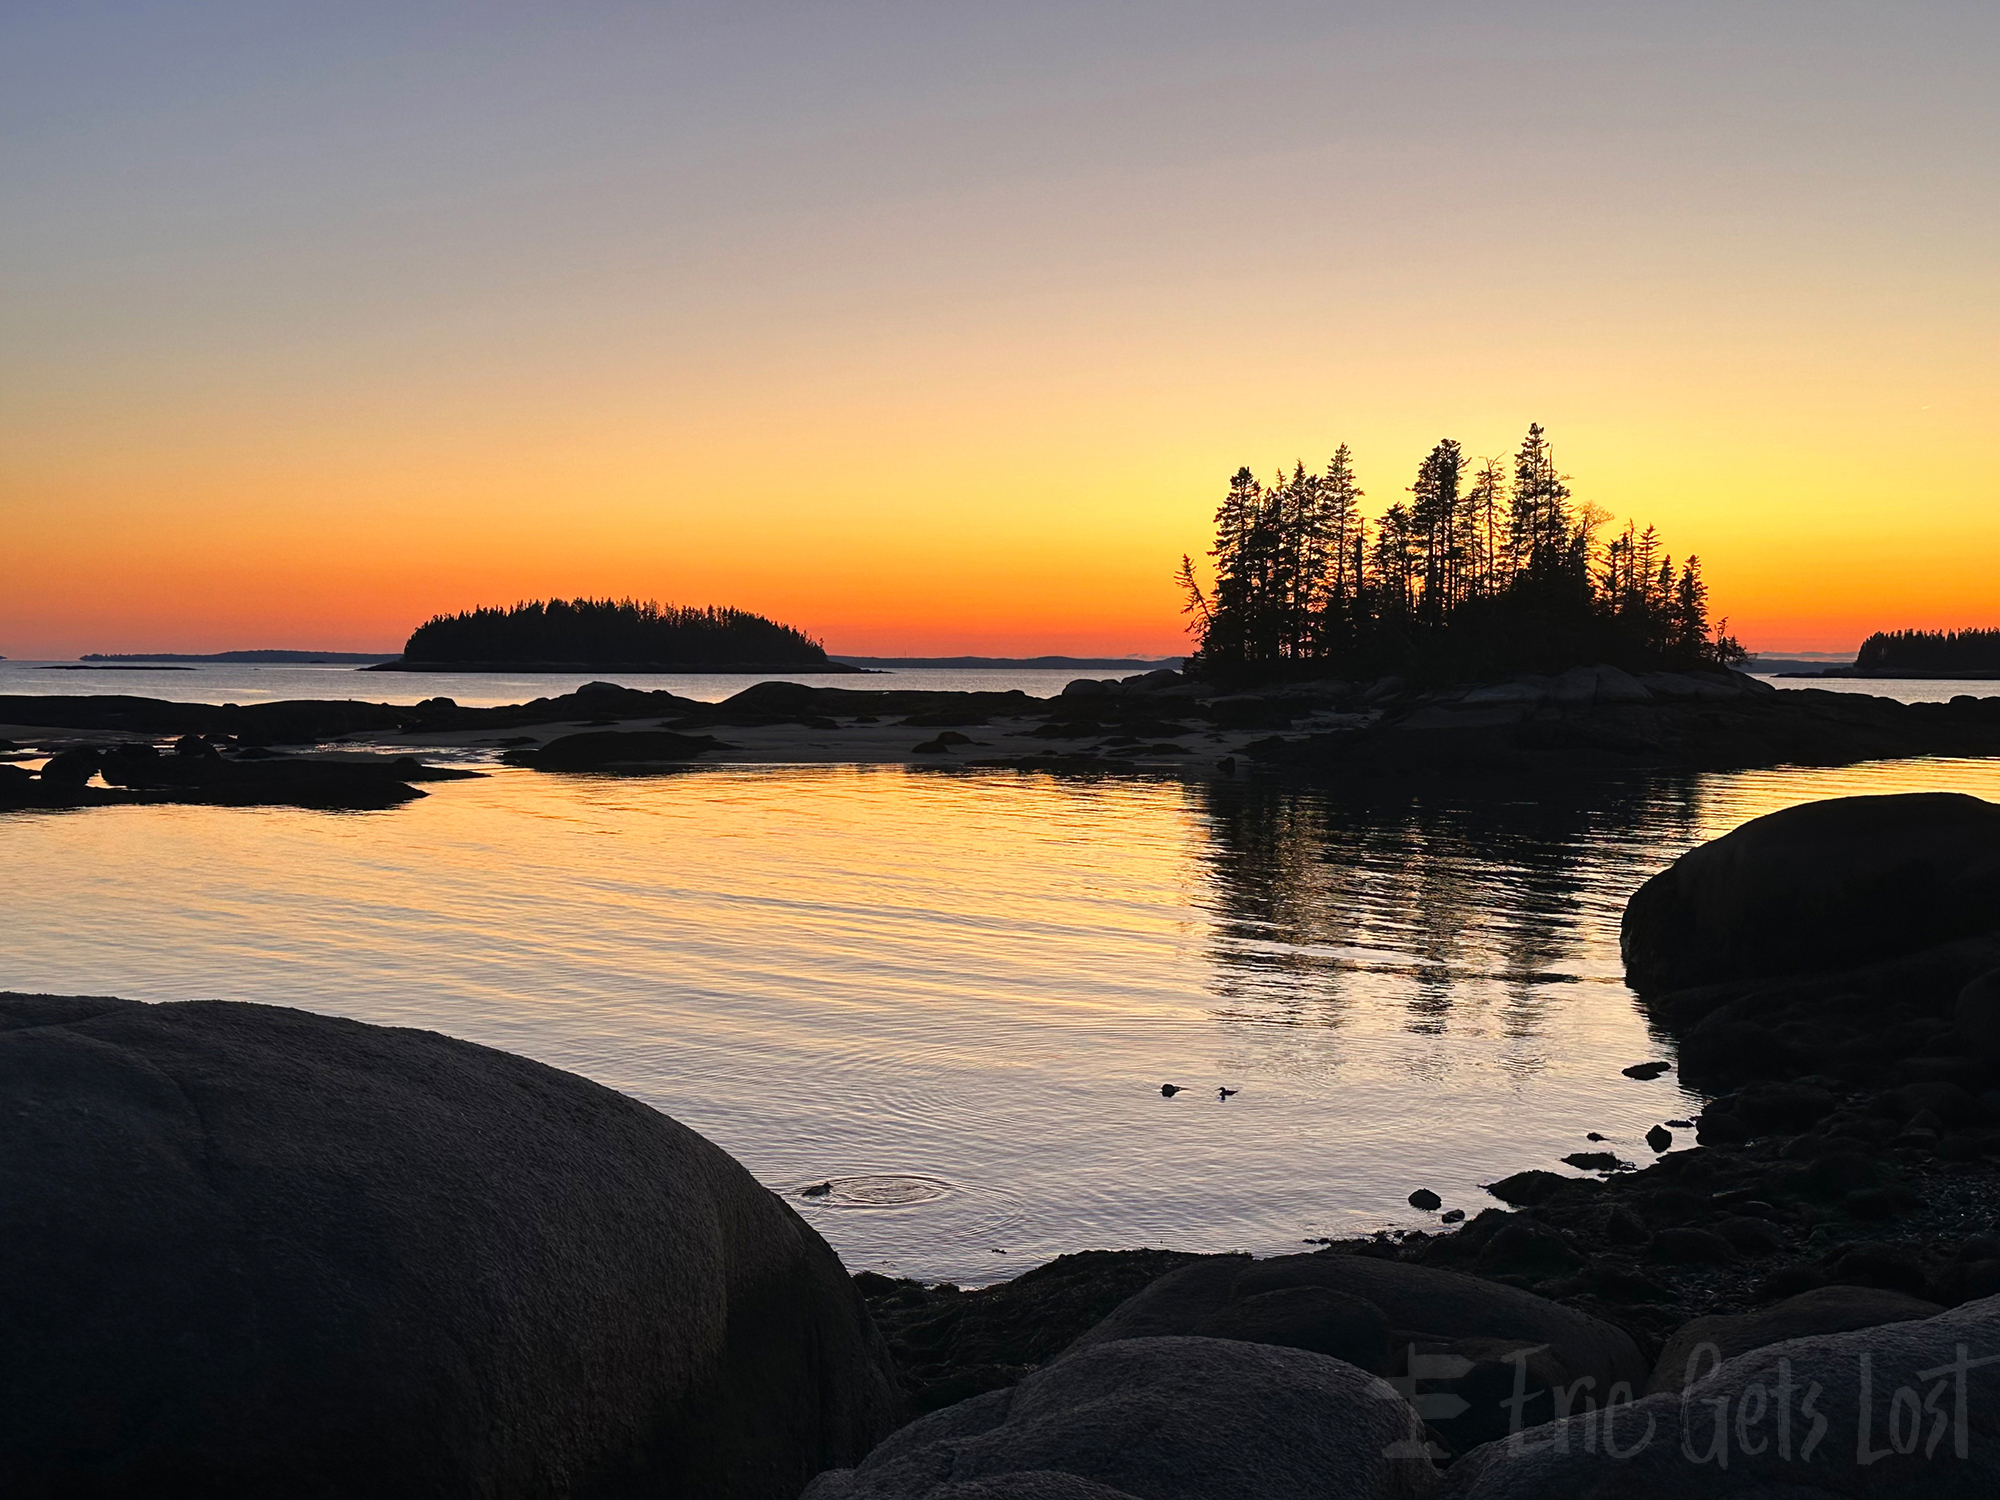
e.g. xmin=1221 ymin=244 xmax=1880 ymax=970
xmin=0 ymin=732 xmax=477 ymax=809
xmin=9 ymin=668 xmax=2000 ymax=786
xmin=1263 ymin=666 xmax=2000 ymax=776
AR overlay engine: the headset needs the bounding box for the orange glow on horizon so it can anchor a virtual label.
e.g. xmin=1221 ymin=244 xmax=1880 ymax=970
xmin=5 ymin=6 xmax=1995 ymax=663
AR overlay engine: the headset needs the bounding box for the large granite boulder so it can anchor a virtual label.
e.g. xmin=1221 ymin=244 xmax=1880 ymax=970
xmin=1649 ymin=1285 xmax=1944 ymax=1392
xmin=1622 ymin=792 xmax=2000 ymax=992
xmin=1440 ymin=1292 xmax=2000 ymax=1498
xmin=1063 ymin=1252 xmax=1647 ymax=1456
xmin=0 ymin=993 xmax=899 ymax=1498
xmin=803 ymin=1335 xmax=1437 ymax=1500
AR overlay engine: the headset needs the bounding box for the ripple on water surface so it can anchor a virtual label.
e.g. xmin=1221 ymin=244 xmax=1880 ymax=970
xmin=7 ymin=758 xmax=2000 ymax=1284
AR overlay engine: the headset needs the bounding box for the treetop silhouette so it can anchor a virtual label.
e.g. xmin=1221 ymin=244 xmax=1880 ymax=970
xmin=401 ymin=598 xmax=832 ymax=668
xmin=1180 ymin=424 xmax=1744 ymax=680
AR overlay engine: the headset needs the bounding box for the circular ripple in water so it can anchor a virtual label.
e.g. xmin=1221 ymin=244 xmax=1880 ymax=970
xmin=793 ymin=1174 xmax=953 ymax=1208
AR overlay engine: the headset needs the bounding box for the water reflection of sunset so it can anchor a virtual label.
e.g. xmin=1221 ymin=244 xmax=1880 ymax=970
xmin=10 ymin=755 xmax=2000 ymax=1283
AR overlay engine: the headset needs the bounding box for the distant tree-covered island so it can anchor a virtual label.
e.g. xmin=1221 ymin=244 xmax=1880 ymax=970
xmin=375 ymin=598 xmax=858 ymax=673
xmin=1179 ymin=424 xmax=1744 ymax=683
xmin=1846 ymin=628 xmax=2000 ymax=678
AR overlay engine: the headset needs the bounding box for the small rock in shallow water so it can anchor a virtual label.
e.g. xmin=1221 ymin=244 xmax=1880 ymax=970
xmin=1621 ymin=1060 xmax=1671 ymax=1080
xmin=1585 ymin=1131 xmax=1607 ymax=1141
xmin=1408 ymin=1188 xmax=1442 ymax=1211
xmin=1665 ymin=1118 xmax=1693 ymax=1128
xmin=1645 ymin=1124 xmax=1673 ymax=1153
xmin=1440 ymin=1208 xmax=1465 ymax=1223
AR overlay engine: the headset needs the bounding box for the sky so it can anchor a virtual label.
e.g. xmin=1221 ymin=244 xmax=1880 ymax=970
xmin=3 ymin=1 xmax=1995 ymax=658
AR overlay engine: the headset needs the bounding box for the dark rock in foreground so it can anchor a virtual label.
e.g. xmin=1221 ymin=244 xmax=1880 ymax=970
xmin=1441 ymin=1292 xmax=2000 ymax=1498
xmin=1622 ymin=792 xmax=2000 ymax=992
xmin=0 ymin=993 xmax=899 ymax=1498
xmin=804 ymin=1336 xmax=1436 ymax=1500
xmin=1647 ymin=1284 xmax=1943 ymax=1392
xmin=858 ymin=1250 xmax=1209 ymax=1414
xmin=1066 ymin=1253 xmax=1646 ymax=1457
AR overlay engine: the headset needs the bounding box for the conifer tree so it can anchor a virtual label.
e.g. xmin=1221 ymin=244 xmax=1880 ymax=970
xmin=1182 ymin=426 xmax=1737 ymax=677
xmin=1409 ymin=439 xmax=1466 ymax=621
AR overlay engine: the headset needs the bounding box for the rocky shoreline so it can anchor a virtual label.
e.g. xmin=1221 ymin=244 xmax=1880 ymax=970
xmin=831 ymin=790 xmax=2000 ymax=1494
xmin=6 ymin=665 xmax=2000 ymax=810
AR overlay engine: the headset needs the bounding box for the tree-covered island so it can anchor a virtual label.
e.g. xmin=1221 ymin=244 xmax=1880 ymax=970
xmin=376 ymin=598 xmax=856 ymax=673
xmin=1180 ymin=424 xmax=1745 ymax=683
xmin=1850 ymin=628 xmax=2000 ymax=677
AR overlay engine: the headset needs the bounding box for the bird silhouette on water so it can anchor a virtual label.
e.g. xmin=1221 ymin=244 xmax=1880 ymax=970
xmin=1160 ymin=1084 xmax=1183 ymax=1097
xmin=1217 ymin=1087 xmax=1238 ymax=1101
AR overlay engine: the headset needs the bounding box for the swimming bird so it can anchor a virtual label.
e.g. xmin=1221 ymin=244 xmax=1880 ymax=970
xmin=1160 ymin=1084 xmax=1183 ymax=1097
xmin=1218 ymin=1087 xmax=1238 ymax=1101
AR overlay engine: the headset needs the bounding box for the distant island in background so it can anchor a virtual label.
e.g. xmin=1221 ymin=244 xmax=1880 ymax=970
xmin=82 ymin=650 xmax=397 ymax=664
xmin=1759 ymin=630 xmax=2000 ymax=680
xmin=1836 ymin=627 xmax=2000 ymax=678
xmin=369 ymin=597 xmax=857 ymax=675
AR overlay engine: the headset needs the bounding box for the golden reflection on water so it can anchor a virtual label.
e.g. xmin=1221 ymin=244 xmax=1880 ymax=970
xmin=6 ymin=756 xmax=2000 ymax=1284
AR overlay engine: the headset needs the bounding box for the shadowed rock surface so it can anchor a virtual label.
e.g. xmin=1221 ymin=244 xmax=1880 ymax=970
xmin=0 ymin=993 xmax=899 ymax=1499
xmin=803 ymin=1336 xmax=1437 ymax=1500
xmin=1621 ymin=792 xmax=2000 ymax=992
xmin=1440 ymin=1292 xmax=2000 ymax=1498
xmin=1064 ymin=1252 xmax=1647 ymax=1456
xmin=857 ymin=1251 xmax=1209 ymax=1414
xmin=1647 ymin=1284 xmax=1944 ymax=1392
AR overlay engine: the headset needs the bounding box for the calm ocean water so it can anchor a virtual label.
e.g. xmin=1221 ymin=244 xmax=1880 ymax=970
xmin=0 ymin=660 xmax=1109 ymax=705
xmin=4 ymin=658 xmax=1991 ymax=707
xmin=8 ymin=736 xmax=2000 ymax=1284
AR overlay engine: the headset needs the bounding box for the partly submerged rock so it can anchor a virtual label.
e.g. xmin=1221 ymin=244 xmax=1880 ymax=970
xmin=1621 ymin=792 xmax=2000 ymax=992
xmin=803 ymin=1335 xmax=1437 ymax=1500
xmin=0 ymin=993 xmax=898 ymax=1498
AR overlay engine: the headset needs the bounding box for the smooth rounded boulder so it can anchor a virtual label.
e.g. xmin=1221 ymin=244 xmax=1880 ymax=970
xmin=1063 ymin=1252 xmax=1647 ymax=1456
xmin=1441 ymin=1292 xmax=2000 ymax=1498
xmin=1648 ymin=1285 xmax=1945 ymax=1392
xmin=803 ymin=1335 xmax=1437 ymax=1500
xmin=0 ymin=992 xmax=900 ymax=1498
xmin=1621 ymin=792 xmax=2000 ymax=992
